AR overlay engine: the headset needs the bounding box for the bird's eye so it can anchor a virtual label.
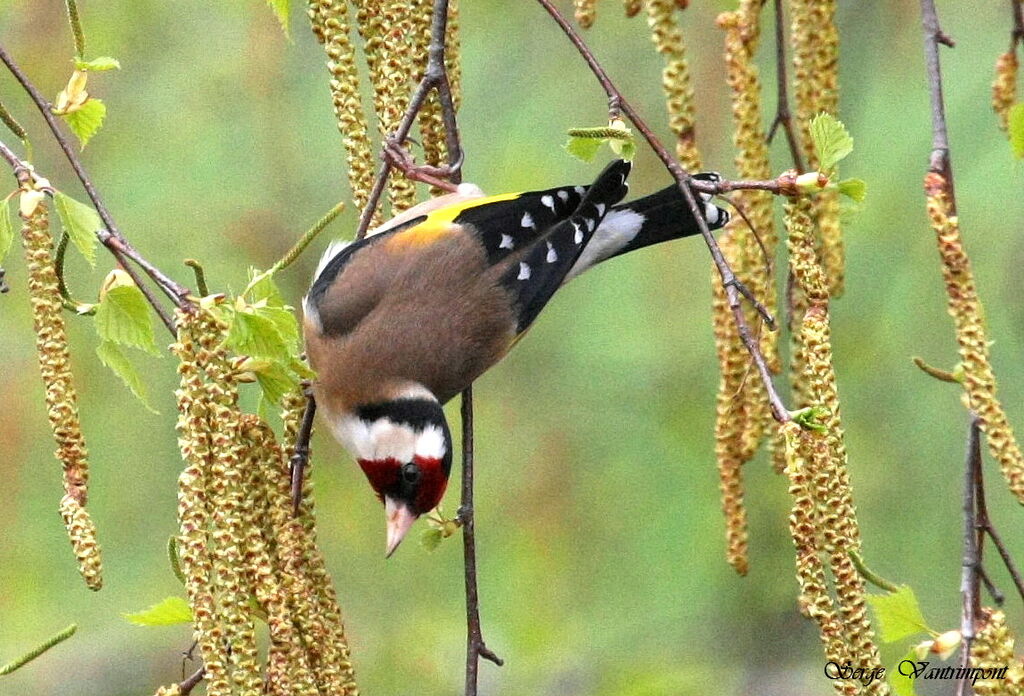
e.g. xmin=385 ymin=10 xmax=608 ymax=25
xmin=402 ymin=463 xmax=421 ymax=484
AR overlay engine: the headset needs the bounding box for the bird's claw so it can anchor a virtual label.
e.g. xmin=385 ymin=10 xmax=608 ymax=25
xmin=382 ymin=136 xmax=462 ymax=193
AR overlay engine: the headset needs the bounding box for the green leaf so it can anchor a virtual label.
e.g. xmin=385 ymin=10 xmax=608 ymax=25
xmin=0 ymin=198 xmax=12 ymax=265
xmin=95 ymin=285 xmax=160 ymax=355
xmin=890 ymin=648 xmax=921 ymax=696
xmin=1009 ymin=103 xmax=1024 ymax=159
xmin=837 ymin=178 xmax=867 ymax=202
xmin=96 ymin=341 xmax=158 ymax=413
xmin=291 ymin=356 xmax=315 ymax=379
xmin=255 ymin=361 xmax=299 ymax=406
xmin=53 ymin=191 xmax=100 ymax=266
xmin=420 ymin=527 xmax=444 ymax=552
xmin=253 ymin=304 xmax=299 ymax=351
xmin=123 ymin=596 xmax=193 ymax=626
xmin=246 ymin=267 xmax=285 ymax=306
xmin=62 ymin=98 xmax=106 ymax=148
xmin=790 ymin=405 xmax=828 ymax=433
xmin=866 ymin=586 xmax=931 ymax=643
xmin=74 ymin=56 xmax=121 ymax=72
xmin=564 ymin=136 xmax=603 ymax=162
xmin=809 ymin=112 xmax=854 ymax=173
xmin=224 ymin=307 xmax=291 ymax=362
xmin=265 ymin=0 xmax=290 ymax=36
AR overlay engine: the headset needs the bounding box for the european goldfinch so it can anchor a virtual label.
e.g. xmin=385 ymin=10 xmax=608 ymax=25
xmin=302 ymin=160 xmax=728 ymax=555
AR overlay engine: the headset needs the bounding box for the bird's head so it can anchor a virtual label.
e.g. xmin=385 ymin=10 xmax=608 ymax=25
xmin=334 ymin=396 xmax=452 ymax=557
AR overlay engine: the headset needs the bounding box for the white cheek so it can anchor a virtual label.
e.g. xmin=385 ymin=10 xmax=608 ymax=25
xmin=329 ymin=414 xmax=372 ymax=460
xmin=416 ymin=424 xmax=448 ymax=460
xmin=369 ymin=421 xmax=417 ymax=462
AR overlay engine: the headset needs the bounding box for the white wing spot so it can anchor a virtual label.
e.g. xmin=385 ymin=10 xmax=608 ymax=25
xmin=499 ymin=233 xmax=514 ymax=250
xmin=521 ymin=212 xmax=534 ymax=229
xmin=595 ymin=203 xmax=606 ymax=216
xmin=585 ymin=217 xmax=596 ymax=232
xmin=705 ymin=203 xmax=721 ymax=225
xmin=541 ymin=195 xmax=556 ymax=212
xmin=573 ymin=222 xmax=584 ymax=244
xmin=574 ymin=185 xmax=585 ymax=196
xmin=518 ymin=262 xmax=531 ymax=280
xmin=546 ymin=241 xmax=557 ymax=263
xmin=557 ymin=190 xmax=570 ymax=203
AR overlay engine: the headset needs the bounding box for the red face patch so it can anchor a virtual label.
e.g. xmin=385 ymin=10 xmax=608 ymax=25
xmin=358 ymin=457 xmax=400 ymax=501
xmin=412 ymin=455 xmax=448 ymax=513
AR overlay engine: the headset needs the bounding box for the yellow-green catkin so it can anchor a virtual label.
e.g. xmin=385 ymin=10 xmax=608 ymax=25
xmin=153 ymin=685 xmax=181 ymax=696
xmin=789 ymin=0 xmax=843 ymax=297
xmin=971 ymin=608 xmax=1023 ymax=696
xmin=309 ymin=0 xmax=379 ymax=226
xmin=574 ymin=0 xmax=596 ymax=28
xmin=708 ymin=2 xmax=778 ymax=575
xmin=20 ymin=196 xmax=102 ymax=591
xmin=239 ymin=417 xmax=319 ymax=696
xmin=412 ymin=0 xmax=447 ymax=195
xmin=645 ymin=0 xmax=700 ymax=170
xmin=993 ymin=51 xmax=1018 ymax=132
xmin=204 ymin=366 xmax=262 ymax=694
xmin=925 ymin=174 xmax=1024 ymax=503
xmin=717 ymin=5 xmax=777 ymax=468
xmin=786 ymin=200 xmax=887 ymax=694
xmin=780 ymin=423 xmax=855 ymax=695
xmin=710 ymin=233 xmax=750 ymax=576
xmin=281 ymin=390 xmax=359 ymax=694
xmin=354 ymin=1 xmax=419 ymax=213
xmin=173 ymin=311 xmax=231 ymax=696
xmin=623 ymin=0 xmax=642 ymax=18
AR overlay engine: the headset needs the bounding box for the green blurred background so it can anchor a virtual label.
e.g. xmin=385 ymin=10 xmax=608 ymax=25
xmin=1 ymin=1 xmax=1023 ymax=694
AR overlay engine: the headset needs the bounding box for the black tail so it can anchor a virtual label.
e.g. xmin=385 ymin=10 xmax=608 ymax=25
xmin=606 ymin=172 xmax=729 ymax=260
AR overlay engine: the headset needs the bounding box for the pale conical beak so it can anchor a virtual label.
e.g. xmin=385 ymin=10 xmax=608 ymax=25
xmin=384 ymin=497 xmax=417 ymax=558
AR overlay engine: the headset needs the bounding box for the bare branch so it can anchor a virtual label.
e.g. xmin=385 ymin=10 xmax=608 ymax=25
xmin=533 ymin=0 xmax=790 ymax=423
xmin=458 ymin=385 xmax=504 ymax=696
xmin=766 ymin=0 xmax=805 ymax=173
xmin=0 ymin=136 xmax=178 ymax=334
xmin=0 ymin=43 xmax=193 ymax=313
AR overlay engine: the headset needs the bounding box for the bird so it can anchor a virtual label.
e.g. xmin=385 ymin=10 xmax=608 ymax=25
xmin=302 ymin=159 xmax=729 ymax=556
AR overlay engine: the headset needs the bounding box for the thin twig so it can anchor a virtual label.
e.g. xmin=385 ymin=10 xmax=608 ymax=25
xmin=766 ymin=0 xmax=805 ymax=173
xmin=0 ymin=43 xmax=192 ymax=311
xmin=458 ymin=385 xmax=503 ymax=696
xmin=179 ymin=665 xmax=205 ymax=696
xmin=979 ymin=566 xmax=1006 ymax=606
xmin=1011 ymin=0 xmax=1024 ymax=53
xmin=978 ymin=503 xmax=1024 ymax=606
xmin=290 ymin=392 xmax=317 ymax=517
xmin=534 ymin=0 xmax=790 ymax=423
xmin=956 ymin=415 xmax=982 ymax=696
xmin=0 ymin=136 xmax=177 ymax=334
xmin=920 ymin=0 xmax=956 ymax=195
